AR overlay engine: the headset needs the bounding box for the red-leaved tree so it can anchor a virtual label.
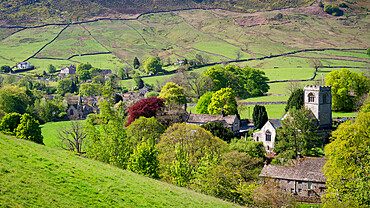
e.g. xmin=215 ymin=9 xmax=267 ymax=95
xmin=125 ymin=97 xmax=165 ymax=127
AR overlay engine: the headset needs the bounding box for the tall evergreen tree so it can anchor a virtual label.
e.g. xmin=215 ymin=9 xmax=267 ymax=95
xmin=252 ymin=105 xmax=268 ymax=129
xmin=285 ymin=88 xmax=304 ymax=112
xmin=133 ymin=57 xmax=140 ymax=69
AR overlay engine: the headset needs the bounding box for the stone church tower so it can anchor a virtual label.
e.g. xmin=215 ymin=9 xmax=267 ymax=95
xmin=304 ymin=85 xmax=332 ymax=128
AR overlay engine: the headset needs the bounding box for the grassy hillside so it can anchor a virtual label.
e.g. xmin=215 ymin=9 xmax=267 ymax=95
xmin=0 ymin=133 xmax=239 ymax=207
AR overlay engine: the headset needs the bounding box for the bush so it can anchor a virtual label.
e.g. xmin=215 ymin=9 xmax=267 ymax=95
xmin=318 ymin=1 xmax=324 ymax=8
xmin=324 ymin=4 xmax=343 ymax=16
xmin=338 ymin=2 xmax=348 ymax=8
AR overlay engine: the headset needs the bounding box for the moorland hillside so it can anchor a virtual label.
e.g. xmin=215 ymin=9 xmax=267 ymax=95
xmin=0 ymin=133 xmax=239 ymax=207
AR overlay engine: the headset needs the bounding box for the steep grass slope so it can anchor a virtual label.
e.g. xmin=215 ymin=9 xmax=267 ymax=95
xmin=0 ymin=134 xmax=239 ymax=207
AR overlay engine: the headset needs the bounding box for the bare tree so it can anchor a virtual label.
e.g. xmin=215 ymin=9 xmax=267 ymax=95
xmin=309 ymin=58 xmax=322 ymax=74
xmin=58 ymin=120 xmax=87 ymax=154
xmin=285 ymin=81 xmax=302 ymax=95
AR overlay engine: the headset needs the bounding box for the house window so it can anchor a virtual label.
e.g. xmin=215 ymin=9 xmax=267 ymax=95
xmin=298 ymin=181 xmax=302 ymax=185
xmin=266 ymin=130 xmax=271 ymax=141
xmin=287 ymin=180 xmax=291 ymax=184
xmin=308 ymin=93 xmax=315 ymax=102
xmin=298 ymin=189 xmax=302 ymax=193
xmin=308 ymin=182 xmax=312 ymax=189
xmin=291 ymin=188 xmax=295 ymax=193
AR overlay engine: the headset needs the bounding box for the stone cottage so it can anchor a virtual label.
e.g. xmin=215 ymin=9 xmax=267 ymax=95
xmin=260 ymin=157 xmax=328 ymax=201
xmin=186 ymin=111 xmax=240 ymax=134
xmin=66 ymin=95 xmax=98 ymax=119
xmin=59 ymin=65 xmax=76 ymax=78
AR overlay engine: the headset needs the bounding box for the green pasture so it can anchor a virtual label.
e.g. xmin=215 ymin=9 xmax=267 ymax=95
xmin=0 ymin=25 xmax=63 ymax=64
xmin=314 ymin=50 xmax=369 ymax=59
xmin=238 ymin=95 xmax=289 ymax=102
xmin=41 ymin=120 xmax=85 ymax=148
xmin=70 ymin=54 xmax=126 ymax=69
xmin=0 ymin=134 xmax=239 ymax=207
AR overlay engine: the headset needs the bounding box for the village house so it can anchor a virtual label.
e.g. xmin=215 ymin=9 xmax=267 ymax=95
xmin=66 ymin=95 xmax=99 ymax=119
xmin=186 ymin=111 xmax=240 ymax=134
xmin=59 ymin=65 xmax=76 ymax=78
xmin=15 ymin=62 xmax=31 ymax=69
xmin=253 ymin=85 xmax=332 ymax=152
xmin=259 ymin=157 xmax=328 ymax=202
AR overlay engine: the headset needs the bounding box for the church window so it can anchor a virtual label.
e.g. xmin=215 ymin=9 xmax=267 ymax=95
xmin=308 ymin=93 xmax=315 ymax=102
xmin=323 ymin=93 xmax=328 ymax=104
xmin=266 ymin=130 xmax=271 ymax=141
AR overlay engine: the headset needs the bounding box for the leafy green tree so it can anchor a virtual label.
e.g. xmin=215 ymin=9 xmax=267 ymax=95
xmin=196 ymin=91 xmax=214 ymax=114
xmin=157 ymin=123 xmax=226 ymax=185
xmin=79 ymin=83 xmax=101 ymax=96
xmin=126 ymin=116 xmax=165 ymax=147
xmin=159 ymin=82 xmax=187 ymax=110
xmin=146 ymin=91 xmax=159 ymax=98
xmin=31 ymin=98 xmax=64 ymax=123
xmin=143 ymin=57 xmax=162 ymax=74
xmin=133 ymin=57 xmax=140 ymax=69
xmin=0 ymin=85 xmax=34 ymax=114
xmin=56 ymin=78 xmax=73 ymax=96
xmin=85 ymin=102 xmax=130 ymax=169
xmin=89 ymin=67 xmax=101 ymax=78
xmin=252 ymin=105 xmax=268 ymax=129
xmin=76 ymin=63 xmax=92 ymax=81
xmin=15 ymin=113 xmax=43 ymax=144
xmin=208 ymin=88 xmax=237 ymax=115
xmin=285 ymin=88 xmax=304 ymax=112
xmin=367 ymin=48 xmax=370 ymax=57
xmin=324 ymin=4 xmax=343 ymax=16
xmin=47 ymin=64 xmax=56 ymax=74
xmin=191 ymin=151 xmax=263 ymax=205
xmin=0 ymin=112 xmax=21 ymax=135
xmin=275 ymin=108 xmax=321 ymax=159
xmin=323 ymin=101 xmax=370 ymax=207
xmin=325 ymin=69 xmax=369 ymax=111
xmin=0 ymin=65 xmax=11 ymax=73
xmin=203 ymin=65 xmax=269 ymax=98
xmin=133 ymin=73 xmax=144 ymax=89
xmin=229 ymin=139 xmax=266 ymax=158
xmin=128 ymin=139 xmax=160 ymax=179
xmin=201 ymin=121 xmax=234 ymax=143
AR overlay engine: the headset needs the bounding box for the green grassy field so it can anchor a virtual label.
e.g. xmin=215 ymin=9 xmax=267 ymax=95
xmin=41 ymin=120 xmax=85 ymax=148
xmin=0 ymin=133 xmax=239 ymax=207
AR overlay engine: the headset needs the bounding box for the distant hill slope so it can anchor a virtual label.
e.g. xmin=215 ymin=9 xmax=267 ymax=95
xmin=0 ymin=134 xmax=239 ymax=207
xmin=0 ymin=0 xmax=315 ymax=26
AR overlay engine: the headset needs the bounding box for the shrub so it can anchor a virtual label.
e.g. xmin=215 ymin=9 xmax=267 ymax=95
xmin=338 ymin=2 xmax=348 ymax=8
xmin=324 ymin=4 xmax=343 ymax=16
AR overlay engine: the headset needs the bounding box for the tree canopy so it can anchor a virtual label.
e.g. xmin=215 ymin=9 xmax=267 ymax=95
xmin=143 ymin=57 xmax=162 ymax=74
xmin=285 ymin=88 xmax=304 ymax=112
xmin=325 ymin=69 xmax=369 ymax=111
xmin=252 ymin=105 xmax=268 ymax=129
xmin=157 ymin=123 xmax=227 ymax=185
xmin=203 ymin=65 xmax=269 ymax=98
xmin=323 ymin=100 xmax=370 ymax=207
xmin=196 ymin=91 xmax=214 ymax=114
xmin=207 ymin=88 xmax=237 ymax=115
xmin=275 ymin=108 xmax=321 ymax=159
xmin=126 ymin=116 xmax=165 ymax=147
xmin=159 ymin=82 xmax=187 ymax=109
xmin=0 ymin=112 xmax=21 ymax=135
xmin=125 ymin=97 xmax=165 ymax=127
xmin=15 ymin=113 xmax=43 ymax=144
xmin=0 ymin=85 xmax=34 ymax=114
xmin=201 ymin=121 xmax=234 ymax=143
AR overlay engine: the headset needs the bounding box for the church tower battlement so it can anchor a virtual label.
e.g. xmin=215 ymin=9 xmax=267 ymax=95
xmin=304 ymin=85 xmax=332 ymax=128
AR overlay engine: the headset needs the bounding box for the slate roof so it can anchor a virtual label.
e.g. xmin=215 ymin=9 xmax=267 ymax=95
xmin=269 ymin=120 xmax=282 ymax=129
xmin=187 ymin=113 xmax=237 ymax=125
xmin=260 ymin=157 xmax=327 ymax=183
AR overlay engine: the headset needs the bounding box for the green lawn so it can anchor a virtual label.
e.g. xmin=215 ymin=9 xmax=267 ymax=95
xmin=0 ymin=134 xmax=239 ymax=207
xmin=41 ymin=120 xmax=85 ymax=148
